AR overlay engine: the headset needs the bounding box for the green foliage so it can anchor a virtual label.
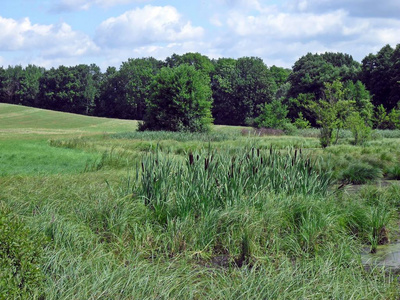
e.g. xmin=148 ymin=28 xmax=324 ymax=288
xmin=119 ymin=57 xmax=162 ymax=120
xmin=0 ymin=203 xmax=45 ymax=299
xmin=3 ymin=106 xmax=400 ymax=299
xmin=374 ymin=104 xmax=390 ymax=129
xmin=386 ymin=164 xmax=400 ymax=180
xmin=372 ymin=129 xmax=400 ymax=138
xmin=39 ymin=64 xmax=101 ymax=115
xmin=346 ymin=112 xmax=372 ymax=145
xmin=287 ymin=93 xmax=315 ymax=124
xmin=165 ymin=52 xmax=215 ymax=75
xmin=111 ymin=130 xmax=236 ymax=142
xmin=388 ymin=108 xmax=400 ymax=129
xmin=95 ymin=58 xmax=163 ymax=120
xmin=339 ymin=162 xmax=382 ymax=184
xmin=269 ymin=65 xmax=291 ymax=88
xmin=288 ymin=52 xmax=360 ymax=100
xmin=361 ymin=44 xmax=397 ymax=109
xmin=211 ymin=57 xmax=276 ymax=125
xmin=344 ymin=80 xmax=374 ymax=124
xmin=141 ymin=64 xmax=213 ymax=132
xmin=374 ymin=104 xmax=400 ymax=129
xmin=308 ymin=80 xmax=355 ymax=147
xmin=254 ymin=99 xmax=290 ymax=130
xmin=139 ymin=147 xmax=333 ymax=223
xmin=294 ymin=112 xmax=311 ymax=129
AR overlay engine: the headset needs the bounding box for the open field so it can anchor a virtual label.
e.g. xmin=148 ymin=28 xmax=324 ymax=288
xmin=1 ymin=103 xmax=400 ymax=299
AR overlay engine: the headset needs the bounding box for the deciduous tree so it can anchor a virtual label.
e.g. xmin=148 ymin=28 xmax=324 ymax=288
xmin=141 ymin=64 xmax=213 ymax=132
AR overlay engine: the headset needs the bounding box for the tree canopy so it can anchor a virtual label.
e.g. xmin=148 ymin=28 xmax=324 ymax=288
xmin=140 ymin=64 xmax=213 ymax=132
xmin=1 ymin=45 xmax=400 ymax=133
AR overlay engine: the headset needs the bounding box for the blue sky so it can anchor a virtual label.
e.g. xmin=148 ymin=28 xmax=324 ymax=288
xmin=0 ymin=0 xmax=399 ymax=70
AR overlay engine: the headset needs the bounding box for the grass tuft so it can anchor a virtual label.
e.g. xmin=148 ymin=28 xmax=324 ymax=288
xmin=339 ymin=162 xmax=382 ymax=184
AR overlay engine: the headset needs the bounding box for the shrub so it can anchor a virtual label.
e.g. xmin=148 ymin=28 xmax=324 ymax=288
xmin=373 ymin=129 xmax=400 ymax=139
xmin=293 ymin=112 xmax=311 ymax=129
xmin=0 ymin=203 xmax=46 ymax=299
xmin=346 ymin=112 xmax=372 ymax=145
xmin=254 ymin=99 xmax=291 ymax=130
xmin=386 ymin=164 xmax=400 ymax=180
xmin=339 ymin=162 xmax=382 ymax=184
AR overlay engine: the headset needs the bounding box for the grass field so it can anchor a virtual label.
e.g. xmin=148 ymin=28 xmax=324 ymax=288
xmin=1 ymin=103 xmax=400 ymax=299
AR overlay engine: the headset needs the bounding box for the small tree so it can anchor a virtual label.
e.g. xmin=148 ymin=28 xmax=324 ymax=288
xmin=346 ymin=112 xmax=372 ymax=145
xmin=294 ymin=112 xmax=311 ymax=129
xmin=374 ymin=104 xmax=400 ymax=129
xmin=308 ymin=80 xmax=354 ymax=147
xmin=254 ymin=99 xmax=290 ymax=130
xmin=140 ymin=64 xmax=213 ymax=132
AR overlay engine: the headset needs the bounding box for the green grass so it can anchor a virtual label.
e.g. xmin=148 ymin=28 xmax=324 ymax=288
xmin=0 ymin=103 xmax=138 ymax=133
xmin=0 ymin=139 xmax=101 ymax=176
xmin=0 ymin=103 xmax=139 ymax=176
xmin=1 ymin=104 xmax=400 ymax=299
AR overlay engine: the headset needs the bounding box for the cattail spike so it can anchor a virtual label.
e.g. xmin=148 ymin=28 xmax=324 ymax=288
xmin=189 ymin=152 xmax=194 ymax=165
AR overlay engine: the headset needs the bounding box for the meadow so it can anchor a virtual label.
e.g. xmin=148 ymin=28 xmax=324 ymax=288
xmin=1 ymin=103 xmax=400 ymax=299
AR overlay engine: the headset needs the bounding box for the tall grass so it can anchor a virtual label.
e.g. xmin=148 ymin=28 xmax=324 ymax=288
xmin=3 ymin=104 xmax=400 ymax=299
xmin=138 ymin=147 xmax=333 ymax=224
xmin=111 ymin=130 xmax=237 ymax=142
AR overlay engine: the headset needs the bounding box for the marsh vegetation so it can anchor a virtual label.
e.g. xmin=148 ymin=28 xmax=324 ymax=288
xmin=1 ymin=103 xmax=400 ymax=299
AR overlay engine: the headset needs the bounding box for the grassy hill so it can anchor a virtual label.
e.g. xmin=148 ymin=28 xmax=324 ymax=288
xmin=0 ymin=103 xmax=138 ymax=138
xmin=0 ymin=104 xmax=138 ymax=176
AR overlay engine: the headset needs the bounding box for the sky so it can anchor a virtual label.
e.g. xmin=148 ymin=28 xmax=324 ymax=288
xmin=0 ymin=0 xmax=399 ymax=70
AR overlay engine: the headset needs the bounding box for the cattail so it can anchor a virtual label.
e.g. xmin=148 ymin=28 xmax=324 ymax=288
xmin=189 ymin=152 xmax=194 ymax=165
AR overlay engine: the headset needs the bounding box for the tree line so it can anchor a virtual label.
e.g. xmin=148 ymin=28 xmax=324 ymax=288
xmin=1 ymin=44 xmax=399 ymax=133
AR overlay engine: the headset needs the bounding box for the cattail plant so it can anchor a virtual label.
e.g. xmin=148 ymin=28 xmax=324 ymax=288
xmin=137 ymin=147 xmax=334 ymax=223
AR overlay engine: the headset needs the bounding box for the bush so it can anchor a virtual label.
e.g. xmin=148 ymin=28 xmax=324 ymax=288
xmin=346 ymin=112 xmax=372 ymax=145
xmin=293 ymin=112 xmax=311 ymax=129
xmin=373 ymin=129 xmax=400 ymax=139
xmin=339 ymin=162 xmax=382 ymax=184
xmin=0 ymin=203 xmax=46 ymax=299
xmin=386 ymin=164 xmax=400 ymax=180
xmin=254 ymin=99 xmax=291 ymax=130
xmin=281 ymin=122 xmax=297 ymax=135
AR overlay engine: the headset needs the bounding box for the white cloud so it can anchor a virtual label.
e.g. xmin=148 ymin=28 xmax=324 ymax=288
xmin=206 ymin=0 xmax=400 ymax=67
xmin=227 ymin=10 xmax=348 ymax=39
xmin=1 ymin=0 xmax=399 ymax=70
xmin=95 ymin=5 xmax=204 ymax=48
xmin=0 ymin=16 xmax=98 ymax=64
xmin=289 ymin=0 xmax=400 ymax=18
